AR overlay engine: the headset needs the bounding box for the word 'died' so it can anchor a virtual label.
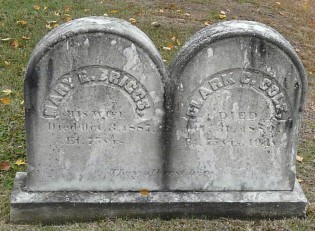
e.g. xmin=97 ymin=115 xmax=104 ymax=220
xmin=186 ymin=69 xmax=290 ymax=120
xmin=42 ymin=66 xmax=152 ymax=119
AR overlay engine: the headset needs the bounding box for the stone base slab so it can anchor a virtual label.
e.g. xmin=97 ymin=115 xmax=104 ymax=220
xmin=10 ymin=172 xmax=308 ymax=224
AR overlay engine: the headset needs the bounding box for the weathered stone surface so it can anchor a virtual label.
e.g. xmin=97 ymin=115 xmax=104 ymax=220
xmin=24 ymin=17 xmax=166 ymax=191
xmin=166 ymin=21 xmax=308 ymax=191
xmin=11 ymin=172 xmax=308 ymax=223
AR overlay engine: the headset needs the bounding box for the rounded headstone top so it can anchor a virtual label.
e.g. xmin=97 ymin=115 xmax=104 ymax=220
xmin=25 ymin=16 xmax=166 ymax=81
xmin=170 ymin=20 xmax=307 ymax=95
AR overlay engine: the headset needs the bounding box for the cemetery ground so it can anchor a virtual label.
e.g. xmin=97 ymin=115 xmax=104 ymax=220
xmin=0 ymin=0 xmax=314 ymax=230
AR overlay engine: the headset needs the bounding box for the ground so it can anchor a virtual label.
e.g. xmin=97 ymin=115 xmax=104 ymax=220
xmin=0 ymin=0 xmax=314 ymax=230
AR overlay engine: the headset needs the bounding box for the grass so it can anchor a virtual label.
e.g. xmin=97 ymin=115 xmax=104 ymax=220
xmin=0 ymin=0 xmax=315 ymax=229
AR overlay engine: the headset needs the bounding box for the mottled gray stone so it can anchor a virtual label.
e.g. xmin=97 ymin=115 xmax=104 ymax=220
xmin=11 ymin=172 xmax=308 ymax=223
xmin=166 ymin=21 xmax=308 ymax=191
xmin=24 ymin=17 xmax=166 ymax=191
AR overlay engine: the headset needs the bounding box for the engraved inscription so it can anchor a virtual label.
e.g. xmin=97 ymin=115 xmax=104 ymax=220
xmin=180 ymin=69 xmax=291 ymax=149
xmin=42 ymin=66 xmax=153 ymax=118
xmin=187 ymin=69 xmax=290 ymax=120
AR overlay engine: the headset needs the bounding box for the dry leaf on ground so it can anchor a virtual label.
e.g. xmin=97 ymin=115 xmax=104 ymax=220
xmin=1 ymin=97 xmax=11 ymax=105
xmin=0 ymin=161 xmax=11 ymax=171
xmin=2 ymin=89 xmax=13 ymax=95
xmin=15 ymin=159 xmax=26 ymax=166
xmin=296 ymin=155 xmax=303 ymax=162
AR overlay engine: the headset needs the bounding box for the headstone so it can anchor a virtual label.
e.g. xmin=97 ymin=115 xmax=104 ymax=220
xmin=23 ymin=17 xmax=166 ymax=191
xmin=10 ymin=19 xmax=308 ymax=223
xmin=166 ymin=21 xmax=308 ymax=191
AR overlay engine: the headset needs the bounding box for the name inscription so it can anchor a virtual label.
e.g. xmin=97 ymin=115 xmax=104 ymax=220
xmin=187 ymin=69 xmax=290 ymax=120
xmin=42 ymin=66 xmax=153 ymax=118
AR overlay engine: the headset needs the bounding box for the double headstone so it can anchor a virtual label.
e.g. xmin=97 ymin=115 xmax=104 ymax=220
xmin=11 ymin=17 xmax=308 ymax=223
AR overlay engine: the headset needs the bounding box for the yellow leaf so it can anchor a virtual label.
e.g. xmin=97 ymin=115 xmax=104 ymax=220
xmin=184 ymin=12 xmax=191 ymax=17
xmin=163 ymin=43 xmax=174 ymax=51
xmin=46 ymin=24 xmax=52 ymax=30
xmin=20 ymin=100 xmax=24 ymax=105
xmin=0 ymin=161 xmax=10 ymax=171
xmin=1 ymin=38 xmax=12 ymax=41
xmin=33 ymin=5 xmax=41 ymax=11
xmin=4 ymin=61 xmax=11 ymax=66
xmin=275 ymin=2 xmax=281 ymax=6
xmin=159 ymin=9 xmax=164 ymax=13
xmin=17 ymin=20 xmax=28 ymax=25
xmin=2 ymin=89 xmax=13 ymax=95
xmin=65 ymin=15 xmax=72 ymax=22
xmin=296 ymin=155 xmax=303 ymax=162
xmin=46 ymin=20 xmax=57 ymax=23
xmin=22 ymin=35 xmax=30 ymax=40
xmin=204 ymin=21 xmax=210 ymax=26
xmin=84 ymin=8 xmax=90 ymax=12
xmin=151 ymin=21 xmax=160 ymax=28
xmin=219 ymin=11 xmax=227 ymax=19
xmin=110 ymin=10 xmax=118 ymax=14
xmin=171 ymin=36 xmax=177 ymax=42
xmin=15 ymin=159 xmax=26 ymax=166
xmin=1 ymin=97 xmax=11 ymax=105
xmin=44 ymin=6 xmax=48 ymax=10
xmin=139 ymin=189 xmax=150 ymax=196
xmin=10 ymin=39 xmax=19 ymax=48
xmin=129 ymin=18 xmax=137 ymax=24
xmin=297 ymin=178 xmax=303 ymax=183
xmin=64 ymin=5 xmax=70 ymax=12
xmin=176 ymin=38 xmax=181 ymax=46
xmin=54 ymin=11 xmax=61 ymax=16
xmin=103 ymin=13 xmax=108 ymax=16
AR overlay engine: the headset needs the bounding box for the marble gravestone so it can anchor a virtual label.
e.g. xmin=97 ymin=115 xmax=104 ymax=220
xmin=166 ymin=21 xmax=308 ymax=191
xmin=11 ymin=18 xmax=308 ymax=223
xmin=23 ymin=17 xmax=166 ymax=191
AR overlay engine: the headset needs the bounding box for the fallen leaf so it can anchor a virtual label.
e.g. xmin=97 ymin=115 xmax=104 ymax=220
xmin=184 ymin=12 xmax=191 ymax=17
xmin=151 ymin=21 xmax=160 ymax=28
xmin=64 ymin=5 xmax=70 ymax=12
xmin=33 ymin=5 xmax=41 ymax=11
xmin=103 ymin=13 xmax=108 ymax=16
xmin=20 ymin=100 xmax=24 ymax=105
xmin=176 ymin=38 xmax=181 ymax=46
xmin=163 ymin=43 xmax=174 ymax=51
xmin=10 ymin=39 xmax=19 ymax=48
xmin=110 ymin=9 xmax=118 ymax=14
xmin=163 ymin=59 xmax=167 ymax=62
xmin=279 ymin=11 xmax=285 ymax=15
xmin=159 ymin=9 xmax=164 ymax=13
xmin=219 ymin=11 xmax=227 ymax=19
xmin=139 ymin=189 xmax=150 ymax=196
xmin=171 ymin=36 xmax=177 ymax=42
xmin=54 ymin=11 xmax=61 ymax=16
xmin=17 ymin=20 xmax=28 ymax=25
xmin=15 ymin=159 xmax=26 ymax=166
xmin=22 ymin=35 xmax=30 ymax=40
xmin=295 ymin=48 xmax=300 ymax=53
xmin=2 ymin=89 xmax=13 ymax=95
xmin=0 ymin=161 xmax=10 ymax=171
xmin=129 ymin=18 xmax=137 ymax=24
xmin=204 ymin=21 xmax=210 ymax=26
xmin=84 ymin=9 xmax=90 ymax=12
xmin=46 ymin=20 xmax=57 ymax=23
xmin=4 ymin=61 xmax=11 ymax=66
xmin=44 ymin=6 xmax=48 ymax=10
xmin=65 ymin=15 xmax=72 ymax=22
xmin=1 ymin=38 xmax=12 ymax=41
xmin=297 ymin=178 xmax=303 ymax=183
xmin=296 ymin=155 xmax=303 ymax=162
xmin=275 ymin=2 xmax=281 ymax=6
xmin=1 ymin=97 xmax=11 ymax=105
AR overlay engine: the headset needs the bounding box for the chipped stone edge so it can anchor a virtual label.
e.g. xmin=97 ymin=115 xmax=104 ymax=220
xmin=24 ymin=16 xmax=167 ymax=110
xmin=10 ymin=172 xmax=308 ymax=224
xmin=168 ymin=20 xmax=308 ymax=113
